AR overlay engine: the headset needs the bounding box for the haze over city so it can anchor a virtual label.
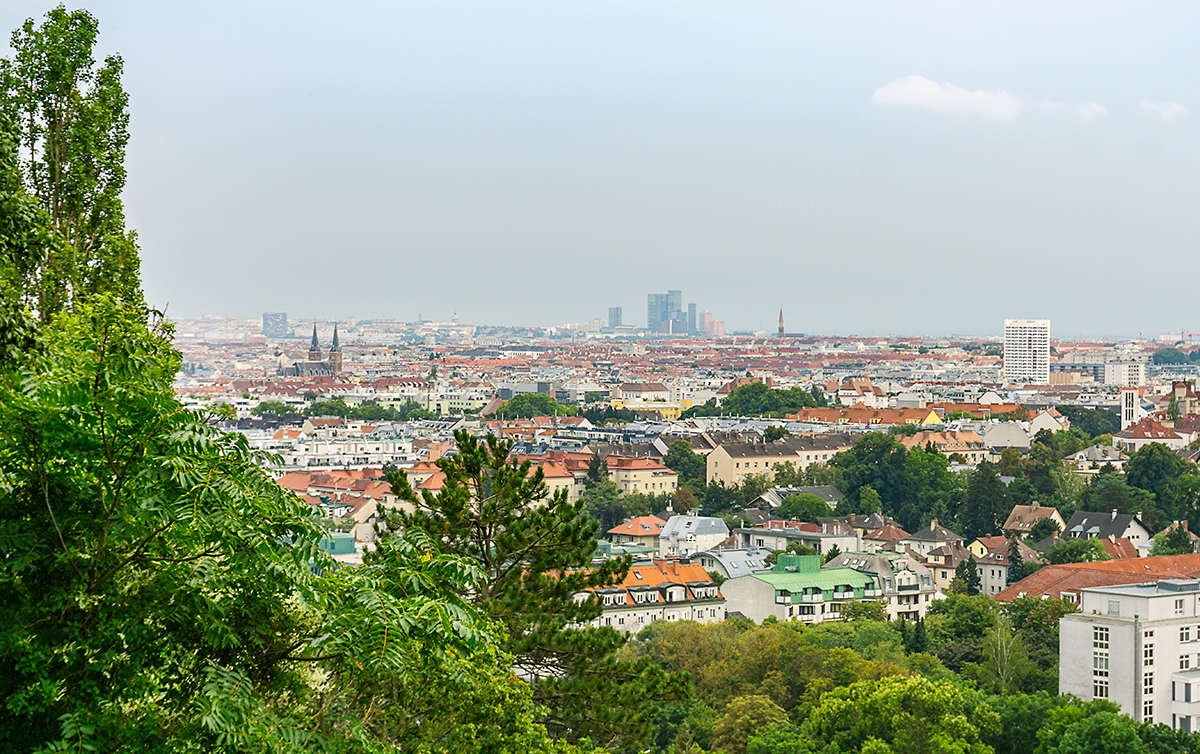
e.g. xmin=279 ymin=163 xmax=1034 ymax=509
xmin=5 ymin=1 xmax=1197 ymax=336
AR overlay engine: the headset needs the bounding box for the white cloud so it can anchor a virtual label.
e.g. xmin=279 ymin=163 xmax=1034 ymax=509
xmin=1140 ymin=100 xmax=1187 ymax=122
xmin=1037 ymin=100 xmax=1108 ymax=120
xmin=871 ymin=75 xmax=1022 ymax=119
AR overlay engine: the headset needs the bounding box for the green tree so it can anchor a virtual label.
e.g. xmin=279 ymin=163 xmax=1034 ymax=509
xmin=1007 ymin=537 xmax=1026 ymax=583
xmin=764 ymin=425 xmax=791 ymax=443
xmin=664 ymin=439 xmax=707 ymax=483
xmin=839 ymin=599 xmax=887 ymax=623
xmin=711 ymin=695 xmax=789 ymax=754
xmin=779 ymin=493 xmax=832 ymax=521
xmin=585 ymin=453 xmax=608 ymax=488
xmin=1150 ymin=525 xmax=1196 ymax=556
xmin=832 ymin=433 xmax=908 ymax=514
xmin=1055 ymin=406 xmax=1120 ymax=439
xmin=1028 ymin=517 xmax=1061 ymax=544
xmin=1044 ymin=537 xmax=1109 ymax=564
xmin=251 ymin=399 xmax=292 ymax=415
xmin=802 ymin=675 xmax=1000 ymax=754
xmin=1036 ymin=706 xmax=1146 ymax=754
xmin=1152 ymin=347 xmax=1191 ymax=365
xmin=1000 ymin=447 xmax=1022 ymax=477
xmin=380 ymin=431 xmax=687 ymax=747
xmin=490 ymin=392 xmax=574 ymax=418
xmin=962 ymin=461 xmax=1007 ymax=542
xmin=978 ymin=614 xmax=1034 ymax=694
xmin=0 ymin=299 xmax=579 ymax=754
xmin=858 ymin=485 xmax=882 ymax=515
xmin=1 ymin=8 xmax=142 ymax=320
xmin=952 ymin=557 xmax=982 ymax=595
xmin=1125 ymin=443 xmax=1192 ymax=514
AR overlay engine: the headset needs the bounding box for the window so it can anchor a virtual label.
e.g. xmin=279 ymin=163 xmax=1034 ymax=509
xmin=1145 ymin=642 xmax=1155 ymax=667
xmin=1184 ymin=627 xmax=1192 ymax=643
xmin=1177 ymin=599 xmax=1186 ymax=615
xmin=1093 ymin=626 xmax=1109 ymax=699
xmin=1108 ymin=600 xmax=1120 ymax=616
xmin=1145 ymin=672 xmax=1155 ymax=695
xmin=1182 ymin=655 xmax=1191 ymax=671
xmin=1144 ymin=701 xmax=1153 ymax=722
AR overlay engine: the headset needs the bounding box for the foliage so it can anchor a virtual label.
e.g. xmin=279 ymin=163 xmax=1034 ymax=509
xmin=580 ymin=404 xmax=638 ymax=426
xmin=779 ymin=493 xmax=833 ymax=522
xmin=953 ymin=557 xmax=982 ymax=595
xmin=303 ymin=396 xmax=436 ymax=421
xmin=380 ymin=431 xmax=687 ymax=747
xmin=962 ymin=462 xmax=1008 ymax=542
xmin=839 ymin=599 xmax=887 ymax=623
xmin=664 ymin=439 xmax=707 ymax=483
xmin=801 ymin=675 xmax=1000 ymax=754
xmin=683 ymin=382 xmax=826 ymax=419
xmin=0 ymin=7 xmax=143 ymax=320
xmin=1150 ymin=525 xmax=1196 ymax=556
xmin=1151 ymin=347 xmax=1194 ymax=365
xmin=1007 ymin=537 xmax=1025 ymax=583
xmin=712 ymin=695 xmax=790 ymax=754
xmin=764 ymin=425 xmax=792 ymax=443
xmin=488 ymin=392 xmax=576 ymax=418
xmin=1044 ymin=537 xmax=1109 ymax=564
xmin=1028 ymin=517 xmax=1061 ymax=544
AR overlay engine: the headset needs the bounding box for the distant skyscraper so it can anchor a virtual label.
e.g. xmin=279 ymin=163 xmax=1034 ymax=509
xmin=688 ymin=303 xmax=697 ymax=335
xmin=1003 ymin=319 xmax=1050 ymax=384
xmin=648 ymin=290 xmax=684 ymax=332
xmin=608 ymin=306 xmax=623 ymax=328
xmin=262 ymin=311 xmax=288 ymax=338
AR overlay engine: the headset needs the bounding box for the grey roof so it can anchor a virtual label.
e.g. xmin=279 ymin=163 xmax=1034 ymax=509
xmin=662 ymin=515 xmax=730 ymax=540
xmin=1066 ymin=445 xmax=1126 ymax=463
xmin=1063 ymin=510 xmax=1147 ymax=541
xmin=905 ymin=520 xmax=964 ymax=543
xmin=696 ymin=547 xmax=774 ymax=576
xmin=720 ymin=433 xmax=854 ymax=458
xmin=758 ymin=485 xmax=844 ymax=508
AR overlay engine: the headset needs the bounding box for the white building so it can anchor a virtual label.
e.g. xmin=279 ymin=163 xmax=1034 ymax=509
xmin=1105 ymin=362 xmax=1147 ymax=387
xmin=659 ymin=515 xmax=730 ymax=558
xmin=1060 ymin=579 xmax=1200 ymax=730
xmin=1003 ymin=319 xmax=1050 ymax=385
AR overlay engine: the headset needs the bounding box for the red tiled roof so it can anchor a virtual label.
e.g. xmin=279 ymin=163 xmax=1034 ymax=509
xmin=994 ymin=553 xmax=1200 ymax=602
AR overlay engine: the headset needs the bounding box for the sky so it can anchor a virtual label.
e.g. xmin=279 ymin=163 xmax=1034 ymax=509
xmin=5 ymin=2 xmax=1199 ymax=337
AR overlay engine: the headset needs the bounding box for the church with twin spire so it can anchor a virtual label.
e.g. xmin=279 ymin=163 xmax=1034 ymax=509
xmin=278 ymin=324 xmax=343 ymax=376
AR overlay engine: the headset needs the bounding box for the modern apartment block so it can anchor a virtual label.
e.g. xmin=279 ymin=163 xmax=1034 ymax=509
xmin=262 ymin=311 xmax=288 ymax=338
xmin=1003 ymin=319 xmax=1050 ymax=385
xmin=1060 ymin=580 xmax=1200 ymax=730
xmin=647 ymin=290 xmax=684 ymax=333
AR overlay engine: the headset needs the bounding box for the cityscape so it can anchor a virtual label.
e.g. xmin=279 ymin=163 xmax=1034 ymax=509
xmin=5 ymin=3 xmax=1200 ymax=754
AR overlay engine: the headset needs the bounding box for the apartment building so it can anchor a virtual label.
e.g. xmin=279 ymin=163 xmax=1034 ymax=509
xmin=1003 ymin=319 xmax=1050 ymax=385
xmin=705 ymin=433 xmax=854 ymax=487
xmin=1060 ymin=579 xmax=1200 ymax=729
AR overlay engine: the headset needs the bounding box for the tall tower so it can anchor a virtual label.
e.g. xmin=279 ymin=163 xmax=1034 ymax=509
xmin=307 ymin=324 xmax=322 ymax=362
xmin=778 ymin=307 xmax=785 ymax=337
xmin=328 ymin=324 xmax=343 ymax=373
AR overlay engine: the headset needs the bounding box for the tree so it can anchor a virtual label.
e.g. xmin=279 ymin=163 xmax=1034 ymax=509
xmin=1036 ymin=706 xmax=1146 ymax=754
xmin=585 ymin=453 xmax=608 ymax=488
xmin=978 ymin=614 xmax=1034 ymax=694
xmin=962 ymin=461 xmax=1007 ymax=542
xmin=1152 ymin=347 xmax=1191 ymax=365
xmin=1007 ymin=536 xmax=1026 ymax=583
xmin=0 ymin=299 xmax=578 ymax=754
xmin=858 ymin=485 xmax=882 ymax=515
xmin=821 ymin=543 xmax=843 ymax=565
xmin=779 ymin=493 xmax=832 ymax=521
xmin=491 ymin=392 xmax=574 ymax=418
xmin=664 ymin=439 xmax=706 ymax=483
xmin=953 ymin=558 xmax=982 ymax=596
xmin=801 ymin=676 xmax=1000 ymax=754
xmin=831 ymin=434 xmax=907 ymax=514
xmin=1150 ymin=525 xmax=1196 ymax=557
xmin=1000 ymin=447 xmax=1023 ymax=477
xmin=1125 ymin=442 xmax=1192 ymax=513
xmin=711 ymin=695 xmax=789 ymax=754
xmin=1044 ymin=537 xmax=1109 ymax=565
xmin=839 ymin=599 xmax=887 ymax=623
xmin=1028 ymin=517 xmax=1061 ymax=544
xmin=380 ymin=431 xmax=687 ymax=747
xmin=1056 ymin=406 xmax=1120 ymax=439
xmin=1 ymin=8 xmax=142 ymax=320
xmin=763 ymin=425 xmax=791 ymax=443
xmin=674 ymin=485 xmax=699 ymax=513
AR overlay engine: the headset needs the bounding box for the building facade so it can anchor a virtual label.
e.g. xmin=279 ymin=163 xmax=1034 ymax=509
xmin=1060 ymin=579 xmax=1200 ymax=730
xmin=1003 ymin=319 xmax=1050 ymax=385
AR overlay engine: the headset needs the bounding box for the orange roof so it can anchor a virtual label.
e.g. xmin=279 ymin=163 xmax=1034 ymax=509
xmin=607 ymin=515 xmax=668 ymax=536
xmin=994 ymin=553 xmax=1200 ymax=602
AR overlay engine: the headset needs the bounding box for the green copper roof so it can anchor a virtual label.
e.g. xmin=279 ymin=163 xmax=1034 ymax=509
xmin=753 ymin=567 xmax=874 ymax=593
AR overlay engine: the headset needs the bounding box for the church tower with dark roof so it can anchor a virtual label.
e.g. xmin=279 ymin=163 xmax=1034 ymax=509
xmin=307 ymin=324 xmax=322 ymax=362
xmin=328 ymin=324 xmax=343 ymax=373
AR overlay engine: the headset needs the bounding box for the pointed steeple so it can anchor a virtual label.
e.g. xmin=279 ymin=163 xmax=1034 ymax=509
xmin=308 ymin=324 xmax=322 ymax=361
xmin=330 ymin=324 xmax=341 ymax=353
xmin=777 ymin=307 xmax=785 ymax=336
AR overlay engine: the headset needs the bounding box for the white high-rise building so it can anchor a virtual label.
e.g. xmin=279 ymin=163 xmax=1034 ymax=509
xmin=1003 ymin=319 xmax=1050 ymax=385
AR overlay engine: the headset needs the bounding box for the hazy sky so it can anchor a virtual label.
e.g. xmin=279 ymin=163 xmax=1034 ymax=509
xmin=5 ymin=2 xmax=1198 ymax=337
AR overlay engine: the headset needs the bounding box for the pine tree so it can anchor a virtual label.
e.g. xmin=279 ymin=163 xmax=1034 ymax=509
xmin=378 ymin=430 xmax=688 ymax=747
xmin=911 ymin=616 xmax=930 ymax=654
xmin=954 ymin=557 xmax=981 ymax=596
xmin=585 ymin=453 xmax=608 ymax=488
xmin=1007 ymin=536 xmax=1025 ymax=584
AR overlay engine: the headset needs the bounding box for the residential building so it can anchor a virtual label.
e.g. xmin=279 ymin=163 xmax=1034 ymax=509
xmin=897 ymin=431 xmax=987 ymax=464
xmin=1062 ymin=510 xmax=1153 ymax=550
xmin=721 ymin=554 xmax=881 ymax=624
xmin=822 ymin=550 xmax=939 ymax=620
xmin=968 ymin=536 xmax=1041 ymax=596
xmin=608 ymin=307 xmax=622 ymax=329
xmin=584 ymin=558 xmax=724 ymax=634
xmin=1059 ymin=579 xmax=1200 ymax=729
xmin=694 ymin=547 xmax=775 ymax=581
xmin=705 ymin=434 xmax=854 ymax=487
xmin=1114 ymin=419 xmax=1186 ymax=452
xmin=754 ymin=485 xmax=844 ymax=511
xmin=733 ymin=523 xmax=862 ymax=559
xmin=994 ymin=553 xmax=1200 ymax=603
xmin=608 ymin=458 xmax=678 ymax=495
xmin=923 ymin=542 xmax=973 ymax=592
xmin=660 ymin=515 xmax=730 ymax=558
xmin=1003 ymin=319 xmax=1050 ymax=385
xmin=1064 ymin=445 xmax=1128 ymax=474
xmin=607 ymin=515 xmax=668 ymax=548
xmin=1003 ymin=502 xmax=1067 ymax=536
xmin=262 ymin=311 xmax=288 ymax=338
xmin=1104 ymin=362 xmax=1147 ymax=387
xmin=901 ymin=519 xmax=964 ymax=558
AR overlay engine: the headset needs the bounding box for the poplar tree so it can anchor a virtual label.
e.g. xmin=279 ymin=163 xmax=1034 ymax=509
xmin=380 ymin=431 xmax=688 ymax=748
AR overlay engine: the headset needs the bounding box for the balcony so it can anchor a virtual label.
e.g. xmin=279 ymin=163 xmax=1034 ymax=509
xmin=863 ymin=589 xmax=883 ymax=598
xmin=897 ymin=583 xmax=920 ymax=592
xmin=831 ymin=591 xmax=854 ymax=600
xmin=802 ymin=593 xmax=824 ymax=603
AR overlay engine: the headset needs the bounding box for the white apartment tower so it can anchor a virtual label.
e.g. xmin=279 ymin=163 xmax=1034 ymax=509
xmin=1003 ymin=319 xmax=1050 ymax=385
xmin=1060 ymin=580 xmax=1200 ymax=731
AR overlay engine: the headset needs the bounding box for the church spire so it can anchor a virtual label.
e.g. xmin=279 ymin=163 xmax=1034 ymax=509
xmin=308 ymin=324 xmax=322 ymax=361
xmin=778 ymin=307 xmax=785 ymax=337
xmin=330 ymin=324 xmax=341 ymax=352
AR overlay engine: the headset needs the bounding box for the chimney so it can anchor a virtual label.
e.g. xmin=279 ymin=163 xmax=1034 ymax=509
xmin=1111 ymin=509 xmax=1118 ymax=520
xmin=1032 ymin=501 xmax=1039 ymax=509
